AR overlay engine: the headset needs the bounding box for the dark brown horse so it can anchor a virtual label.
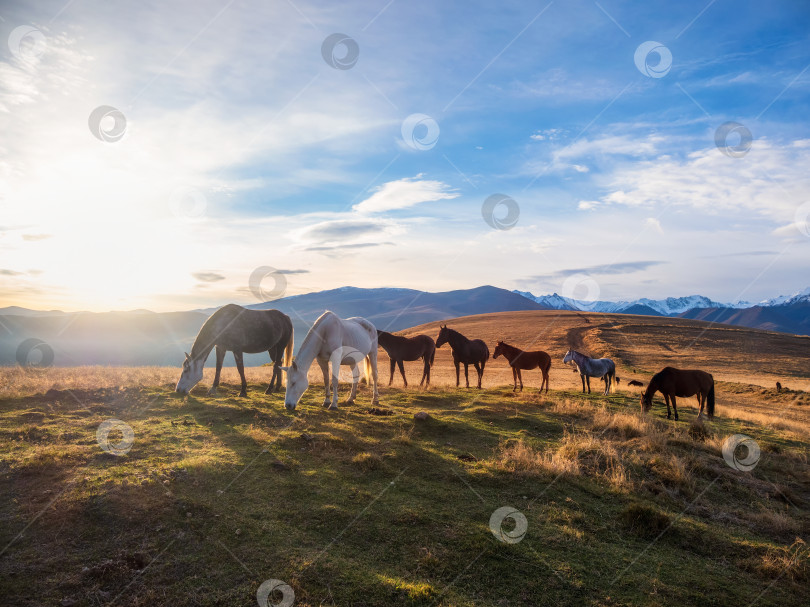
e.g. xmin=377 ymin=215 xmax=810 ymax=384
xmin=435 ymin=325 xmax=489 ymax=388
xmin=493 ymin=341 xmax=551 ymax=393
xmin=641 ymin=366 xmax=715 ymax=420
xmin=376 ymin=330 xmax=436 ymax=387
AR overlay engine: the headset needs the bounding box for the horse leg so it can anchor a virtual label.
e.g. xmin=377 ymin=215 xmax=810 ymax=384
xmin=398 ymin=360 xmax=408 ymax=387
xmin=233 ymin=351 xmax=248 ymax=397
xmin=208 ymin=345 xmax=226 ymax=396
xmin=318 ymin=358 xmax=331 ymax=407
xmin=266 ymin=349 xmax=278 ymax=394
xmin=464 ymin=363 xmax=470 ymax=388
xmin=543 ymin=368 xmax=550 ymax=394
xmin=585 ymin=375 xmax=591 ymax=394
xmin=664 ymin=394 xmax=671 ymax=419
xmin=419 ymin=356 xmax=428 ymax=387
xmin=697 ymin=394 xmax=704 ymax=418
xmin=580 ymin=373 xmax=586 ymax=393
xmin=454 ymin=359 xmax=460 ymax=387
xmin=512 ymin=367 xmax=518 ymax=391
xmin=517 ymin=368 xmax=523 ymax=392
xmin=368 ymin=350 xmax=380 ymax=405
xmin=388 ymin=359 xmax=396 ymax=386
xmin=329 ymin=357 xmax=340 ymax=410
xmin=603 ymin=374 xmax=610 ymax=396
xmin=671 ymin=396 xmax=678 ymax=421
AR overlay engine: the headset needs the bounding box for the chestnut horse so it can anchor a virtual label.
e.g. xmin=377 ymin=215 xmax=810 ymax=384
xmin=493 ymin=341 xmax=551 ymax=393
xmin=641 ymin=366 xmax=715 ymax=420
xmin=376 ymin=330 xmax=436 ymax=387
xmin=435 ymin=325 xmax=489 ymax=388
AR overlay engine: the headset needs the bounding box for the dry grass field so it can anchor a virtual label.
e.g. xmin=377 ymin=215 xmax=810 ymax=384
xmin=1 ymin=311 xmax=808 ymax=606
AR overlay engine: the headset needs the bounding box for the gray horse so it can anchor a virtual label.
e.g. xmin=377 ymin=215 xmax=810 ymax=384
xmin=563 ymin=349 xmax=617 ymax=395
xmin=176 ymin=304 xmax=293 ymax=397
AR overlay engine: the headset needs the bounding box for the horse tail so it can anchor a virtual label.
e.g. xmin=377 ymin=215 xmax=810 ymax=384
xmin=429 ymin=344 xmax=436 ymax=366
xmin=364 ymin=355 xmax=372 ymax=384
xmin=284 ymin=325 xmax=294 ymax=368
xmin=707 ymin=381 xmax=715 ymax=418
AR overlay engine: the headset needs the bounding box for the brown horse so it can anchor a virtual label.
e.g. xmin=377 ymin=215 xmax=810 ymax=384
xmin=493 ymin=341 xmax=551 ymax=393
xmin=376 ymin=330 xmax=436 ymax=387
xmin=641 ymin=367 xmax=715 ymax=420
xmin=436 ymin=325 xmax=489 ymax=388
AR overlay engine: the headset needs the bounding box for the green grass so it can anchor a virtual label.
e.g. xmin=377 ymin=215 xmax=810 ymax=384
xmin=0 ymin=380 xmax=807 ymax=606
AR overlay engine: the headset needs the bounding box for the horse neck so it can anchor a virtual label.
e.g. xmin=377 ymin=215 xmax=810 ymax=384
xmin=296 ymin=317 xmax=328 ymax=369
xmin=190 ymin=320 xmax=218 ymax=363
xmin=500 ymin=343 xmax=520 ymax=361
xmin=447 ymin=329 xmax=468 ymax=349
xmin=643 ymin=377 xmax=658 ymax=398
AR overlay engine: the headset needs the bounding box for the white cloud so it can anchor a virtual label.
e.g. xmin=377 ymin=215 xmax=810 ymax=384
xmin=353 ymin=175 xmax=459 ymax=213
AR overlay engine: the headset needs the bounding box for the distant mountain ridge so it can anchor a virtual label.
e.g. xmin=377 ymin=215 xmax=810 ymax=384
xmin=1 ymin=284 xmax=807 ymax=367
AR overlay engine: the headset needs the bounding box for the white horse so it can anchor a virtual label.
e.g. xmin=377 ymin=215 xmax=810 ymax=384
xmin=563 ymin=349 xmax=617 ymax=395
xmin=281 ymin=311 xmax=380 ymax=411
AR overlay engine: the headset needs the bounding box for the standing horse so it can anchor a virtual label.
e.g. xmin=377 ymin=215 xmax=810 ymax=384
xmin=376 ymin=330 xmax=436 ymax=387
xmin=281 ymin=311 xmax=379 ymax=411
xmin=563 ymin=349 xmax=617 ymax=395
xmin=435 ymin=325 xmax=489 ymax=388
xmin=641 ymin=367 xmax=715 ymax=420
xmin=493 ymin=341 xmax=551 ymax=393
xmin=175 ymin=304 xmax=293 ymax=397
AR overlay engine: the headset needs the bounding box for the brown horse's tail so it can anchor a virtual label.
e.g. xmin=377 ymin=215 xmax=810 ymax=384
xmin=707 ymin=381 xmax=715 ymax=418
xmin=429 ymin=344 xmax=436 ymax=366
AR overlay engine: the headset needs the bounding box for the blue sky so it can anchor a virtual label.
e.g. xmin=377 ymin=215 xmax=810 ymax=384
xmin=1 ymin=0 xmax=809 ymax=311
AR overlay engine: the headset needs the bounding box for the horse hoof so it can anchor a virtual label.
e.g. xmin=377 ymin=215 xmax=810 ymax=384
xmin=238 ymin=392 xmax=247 ymax=398
xmin=345 ymin=399 xmax=355 ymax=406
xmin=322 ymin=401 xmax=331 ymax=408
xmin=207 ymin=388 xmax=218 ymax=397
xmin=328 ymin=405 xmax=339 ymax=411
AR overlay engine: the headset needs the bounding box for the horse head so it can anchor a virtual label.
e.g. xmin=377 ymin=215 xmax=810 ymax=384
xmin=175 ymin=352 xmax=204 ymax=395
xmin=562 ymin=349 xmax=574 ymax=365
xmin=493 ymin=341 xmax=505 ymax=359
xmin=435 ymin=325 xmax=449 ymax=348
xmin=280 ymin=359 xmax=308 ymax=410
xmin=640 ymin=393 xmax=653 ymax=413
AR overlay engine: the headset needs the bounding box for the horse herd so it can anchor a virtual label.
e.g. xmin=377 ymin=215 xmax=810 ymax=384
xmin=175 ymin=305 xmax=715 ymax=420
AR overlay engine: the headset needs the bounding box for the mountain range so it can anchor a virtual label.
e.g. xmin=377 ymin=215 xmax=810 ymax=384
xmin=0 ymin=285 xmax=807 ymax=367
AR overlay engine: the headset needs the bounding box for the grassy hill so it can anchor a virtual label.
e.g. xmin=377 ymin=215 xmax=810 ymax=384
xmin=0 ymin=311 xmax=808 ymax=606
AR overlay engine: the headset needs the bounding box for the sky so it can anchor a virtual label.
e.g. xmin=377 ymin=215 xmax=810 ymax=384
xmin=1 ymin=0 xmax=809 ymax=312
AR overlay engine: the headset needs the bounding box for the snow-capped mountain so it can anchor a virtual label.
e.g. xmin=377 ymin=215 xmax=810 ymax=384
xmin=514 ymin=291 xmax=754 ymax=316
xmin=758 ymin=286 xmax=810 ymax=307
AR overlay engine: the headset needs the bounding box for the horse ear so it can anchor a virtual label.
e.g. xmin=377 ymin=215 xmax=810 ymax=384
xmin=184 ymin=352 xmax=191 ymax=360
xmin=279 ymin=366 xmax=289 ymax=373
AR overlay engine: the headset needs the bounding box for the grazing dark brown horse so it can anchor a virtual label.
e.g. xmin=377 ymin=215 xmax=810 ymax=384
xmin=376 ymin=330 xmax=436 ymax=387
xmin=492 ymin=341 xmax=551 ymax=393
xmin=627 ymin=379 xmax=644 ymax=387
xmin=175 ymin=304 xmax=293 ymax=397
xmin=435 ymin=325 xmax=489 ymax=388
xmin=641 ymin=366 xmax=715 ymax=420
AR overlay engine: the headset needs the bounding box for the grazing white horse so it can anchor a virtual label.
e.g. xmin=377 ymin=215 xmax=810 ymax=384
xmin=282 ymin=311 xmax=380 ymax=411
xmin=563 ymin=349 xmax=617 ymax=395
